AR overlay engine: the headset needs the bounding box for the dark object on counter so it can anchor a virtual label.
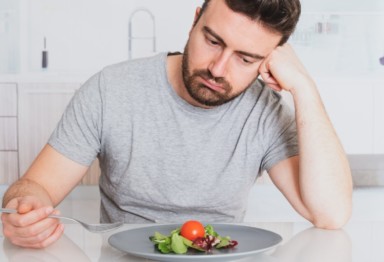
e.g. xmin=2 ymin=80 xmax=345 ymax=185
xmin=42 ymin=50 xmax=48 ymax=68
xmin=42 ymin=37 xmax=48 ymax=69
xmin=380 ymin=56 xmax=384 ymax=66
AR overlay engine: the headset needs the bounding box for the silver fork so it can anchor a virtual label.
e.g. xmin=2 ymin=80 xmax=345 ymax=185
xmin=0 ymin=208 xmax=123 ymax=233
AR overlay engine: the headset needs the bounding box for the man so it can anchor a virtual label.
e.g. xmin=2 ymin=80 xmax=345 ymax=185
xmin=2 ymin=0 xmax=352 ymax=248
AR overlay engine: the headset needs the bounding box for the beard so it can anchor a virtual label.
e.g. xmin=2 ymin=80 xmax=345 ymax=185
xmin=181 ymin=43 xmax=252 ymax=107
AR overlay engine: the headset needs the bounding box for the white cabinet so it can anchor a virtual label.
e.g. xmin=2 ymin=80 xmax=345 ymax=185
xmin=0 ymin=152 xmax=18 ymax=184
xmin=0 ymin=82 xmax=100 ymax=185
xmin=17 ymin=83 xmax=100 ymax=185
xmin=0 ymin=83 xmax=18 ymax=184
xmin=373 ymin=80 xmax=384 ymax=154
xmin=0 ymin=83 xmax=17 ymax=116
xmin=18 ymin=83 xmax=79 ymax=176
xmin=316 ymin=79 xmax=375 ymax=154
xmin=0 ymin=118 xmax=17 ymax=151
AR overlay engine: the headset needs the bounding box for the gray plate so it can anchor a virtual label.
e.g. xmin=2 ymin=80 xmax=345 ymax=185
xmin=108 ymin=224 xmax=282 ymax=261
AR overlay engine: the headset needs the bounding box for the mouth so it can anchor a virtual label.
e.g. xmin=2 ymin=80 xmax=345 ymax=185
xmin=199 ymin=76 xmax=225 ymax=93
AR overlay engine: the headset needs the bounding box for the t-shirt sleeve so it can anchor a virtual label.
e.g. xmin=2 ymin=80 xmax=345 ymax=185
xmin=48 ymin=72 xmax=104 ymax=166
xmin=260 ymin=92 xmax=299 ymax=172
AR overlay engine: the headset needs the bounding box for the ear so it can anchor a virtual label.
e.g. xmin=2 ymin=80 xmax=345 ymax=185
xmin=194 ymin=7 xmax=201 ymax=19
xmin=189 ymin=7 xmax=201 ymax=35
xmin=193 ymin=7 xmax=202 ymax=25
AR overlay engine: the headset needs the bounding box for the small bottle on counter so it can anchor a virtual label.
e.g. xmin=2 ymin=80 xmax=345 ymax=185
xmin=42 ymin=37 xmax=48 ymax=69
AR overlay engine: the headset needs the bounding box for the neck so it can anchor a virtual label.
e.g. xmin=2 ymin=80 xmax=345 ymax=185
xmin=166 ymin=54 xmax=213 ymax=109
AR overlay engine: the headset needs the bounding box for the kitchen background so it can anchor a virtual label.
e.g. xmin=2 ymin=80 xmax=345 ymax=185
xmin=0 ymin=0 xmax=383 ymax=76
xmin=0 ymin=1 xmax=383 ymax=191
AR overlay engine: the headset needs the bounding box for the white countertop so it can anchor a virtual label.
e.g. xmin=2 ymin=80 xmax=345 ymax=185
xmin=0 ymin=220 xmax=382 ymax=262
xmin=1 ymin=185 xmax=384 ymax=261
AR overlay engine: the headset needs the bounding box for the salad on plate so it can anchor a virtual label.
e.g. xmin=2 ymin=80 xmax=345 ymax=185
xmin=149 ymin=220 xmax=238 ymax=254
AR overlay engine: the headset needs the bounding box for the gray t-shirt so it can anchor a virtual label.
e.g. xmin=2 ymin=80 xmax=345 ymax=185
xmin=49 ymin=53 xmax=298 ymax=223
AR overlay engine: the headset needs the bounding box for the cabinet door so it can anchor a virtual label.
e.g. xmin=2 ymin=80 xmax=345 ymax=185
xmin=0 ymin=83 xmax=18 ymax=184
xmin=0 ymin=118 xmax=17 ymax=150
xmin=0 ymin=152 xmax=18 ymax=184
xmin=0 ymin=83 xmax=17 ymax=116
xmin=316 ymin=79 xmax=374 ymax=154
xmin=18 ymin=83 xmax=100 ymax=184
xmin=373 ymin=80 xmax=384 ymax=154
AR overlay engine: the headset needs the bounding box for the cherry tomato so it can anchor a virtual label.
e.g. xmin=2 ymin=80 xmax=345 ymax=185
xmin=180 ymin=220 xmax=205 ymax=241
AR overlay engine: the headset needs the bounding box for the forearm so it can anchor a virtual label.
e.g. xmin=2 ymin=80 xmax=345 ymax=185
xmin=2 ymin=144 xmax=90 ymax=209
xmin=259 ymin=44 xmax=353 ymax=227
xmin=2 ymin=178 xmax=54 ymax=208
xmin=292 ymin=79 xmax=353 ymax=228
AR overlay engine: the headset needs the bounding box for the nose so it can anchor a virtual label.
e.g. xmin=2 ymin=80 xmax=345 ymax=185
xmin=208 ymin=51 xmax=231 ymax=78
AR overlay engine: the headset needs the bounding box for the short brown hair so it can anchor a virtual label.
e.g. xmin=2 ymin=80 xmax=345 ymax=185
xmin=196 ymin=0 xmax=301 ymax=45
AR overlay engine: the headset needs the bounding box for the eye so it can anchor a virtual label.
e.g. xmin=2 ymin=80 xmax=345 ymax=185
xmin=205 ymin=35 xmax=220 ymax=46
xmin=240 ymin=56 xmax=255 ymax=65
xmin=242 ymin=57 xmax=252 ymax=64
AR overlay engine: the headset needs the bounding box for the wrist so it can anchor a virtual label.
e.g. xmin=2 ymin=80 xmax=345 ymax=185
xmin=289 ymin=76 xmax=318 ymax=99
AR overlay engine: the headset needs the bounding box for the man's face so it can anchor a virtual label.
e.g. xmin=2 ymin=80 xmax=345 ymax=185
xmin=181 ymin=0 xmax=282 ymax=107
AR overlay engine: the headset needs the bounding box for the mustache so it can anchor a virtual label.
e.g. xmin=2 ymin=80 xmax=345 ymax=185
xmin=192 ymin=69 xmax=227 ymax=85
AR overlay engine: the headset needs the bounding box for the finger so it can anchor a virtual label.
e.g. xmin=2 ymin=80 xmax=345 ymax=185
xmin=258 ymin=59 xmax=269 ymax=80
xmin=10 ymin=223 xmax=64 ymax=249
xmin=6 ymin=220 xmax=57 ymax=245
xmin=265 ymin=78 xmax=282 ymax=91
xmin=268 ymin=84 xmax=283 ymax=92
xmin=17 ymin=201 xmax=34 ymax=214
xmin=3 ymin=210 xmax=62 ymax=248
xmin=17 ymin=196 xmax=46 ymax=214
xmin=259 ymin=70 xmax=282 ymax=92
xmin=12 ymin=215 xmax=60 ymax=238
xmin=37 ymin=224 xmax=65 ymax=248
xmin=2 ymin=210 xmax=57 ymax=237
xmin=3 ymin=197 xmax=19 ymax=209
xmin=258 ymin=59 xmax=281 ymax=88
xmin=11 ymin=206 xmax=53 ymax=227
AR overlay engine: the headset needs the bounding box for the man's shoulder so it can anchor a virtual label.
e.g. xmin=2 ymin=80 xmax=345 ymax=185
xmin=100 ymin=53 xmax=167 ymax=79
xmin=83 ymin=53 xmax=169 ymax=102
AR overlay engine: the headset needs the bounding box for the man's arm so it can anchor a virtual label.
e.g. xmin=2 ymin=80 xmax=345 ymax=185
xmin=259 ymin=44 xmax=353 ymax=229
xmin=1 ymin=144 xmax=89 ymax=248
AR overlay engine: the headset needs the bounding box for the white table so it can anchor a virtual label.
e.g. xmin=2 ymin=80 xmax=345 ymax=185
xmin=1 ymin=220 xmax=383 ymax=261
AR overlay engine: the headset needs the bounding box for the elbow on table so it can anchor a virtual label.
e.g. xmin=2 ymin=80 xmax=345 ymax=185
xmin=311 ymin=209 xmax=352 ymax=230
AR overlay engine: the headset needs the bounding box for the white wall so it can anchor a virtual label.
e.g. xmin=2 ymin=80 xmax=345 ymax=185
xmin=300 ymin=0 xmax=384 ymax=12
xmin=290 ymin=7 xmax=384 ymax=78
xmin=1 ymin=0 xmax=383 ymax=76
xmin=0 ymin=0 xmax=20 ymax=73
xmin=21 ymin=0 xmax=200 ymax=73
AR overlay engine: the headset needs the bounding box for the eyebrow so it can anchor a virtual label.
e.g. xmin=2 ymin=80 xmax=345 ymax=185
xmin=202 ymin=26 xmax=266 ymax=60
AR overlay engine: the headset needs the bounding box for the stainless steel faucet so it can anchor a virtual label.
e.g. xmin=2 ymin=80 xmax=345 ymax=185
xmin=128 ymin=8 xmax=156 ymax=60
